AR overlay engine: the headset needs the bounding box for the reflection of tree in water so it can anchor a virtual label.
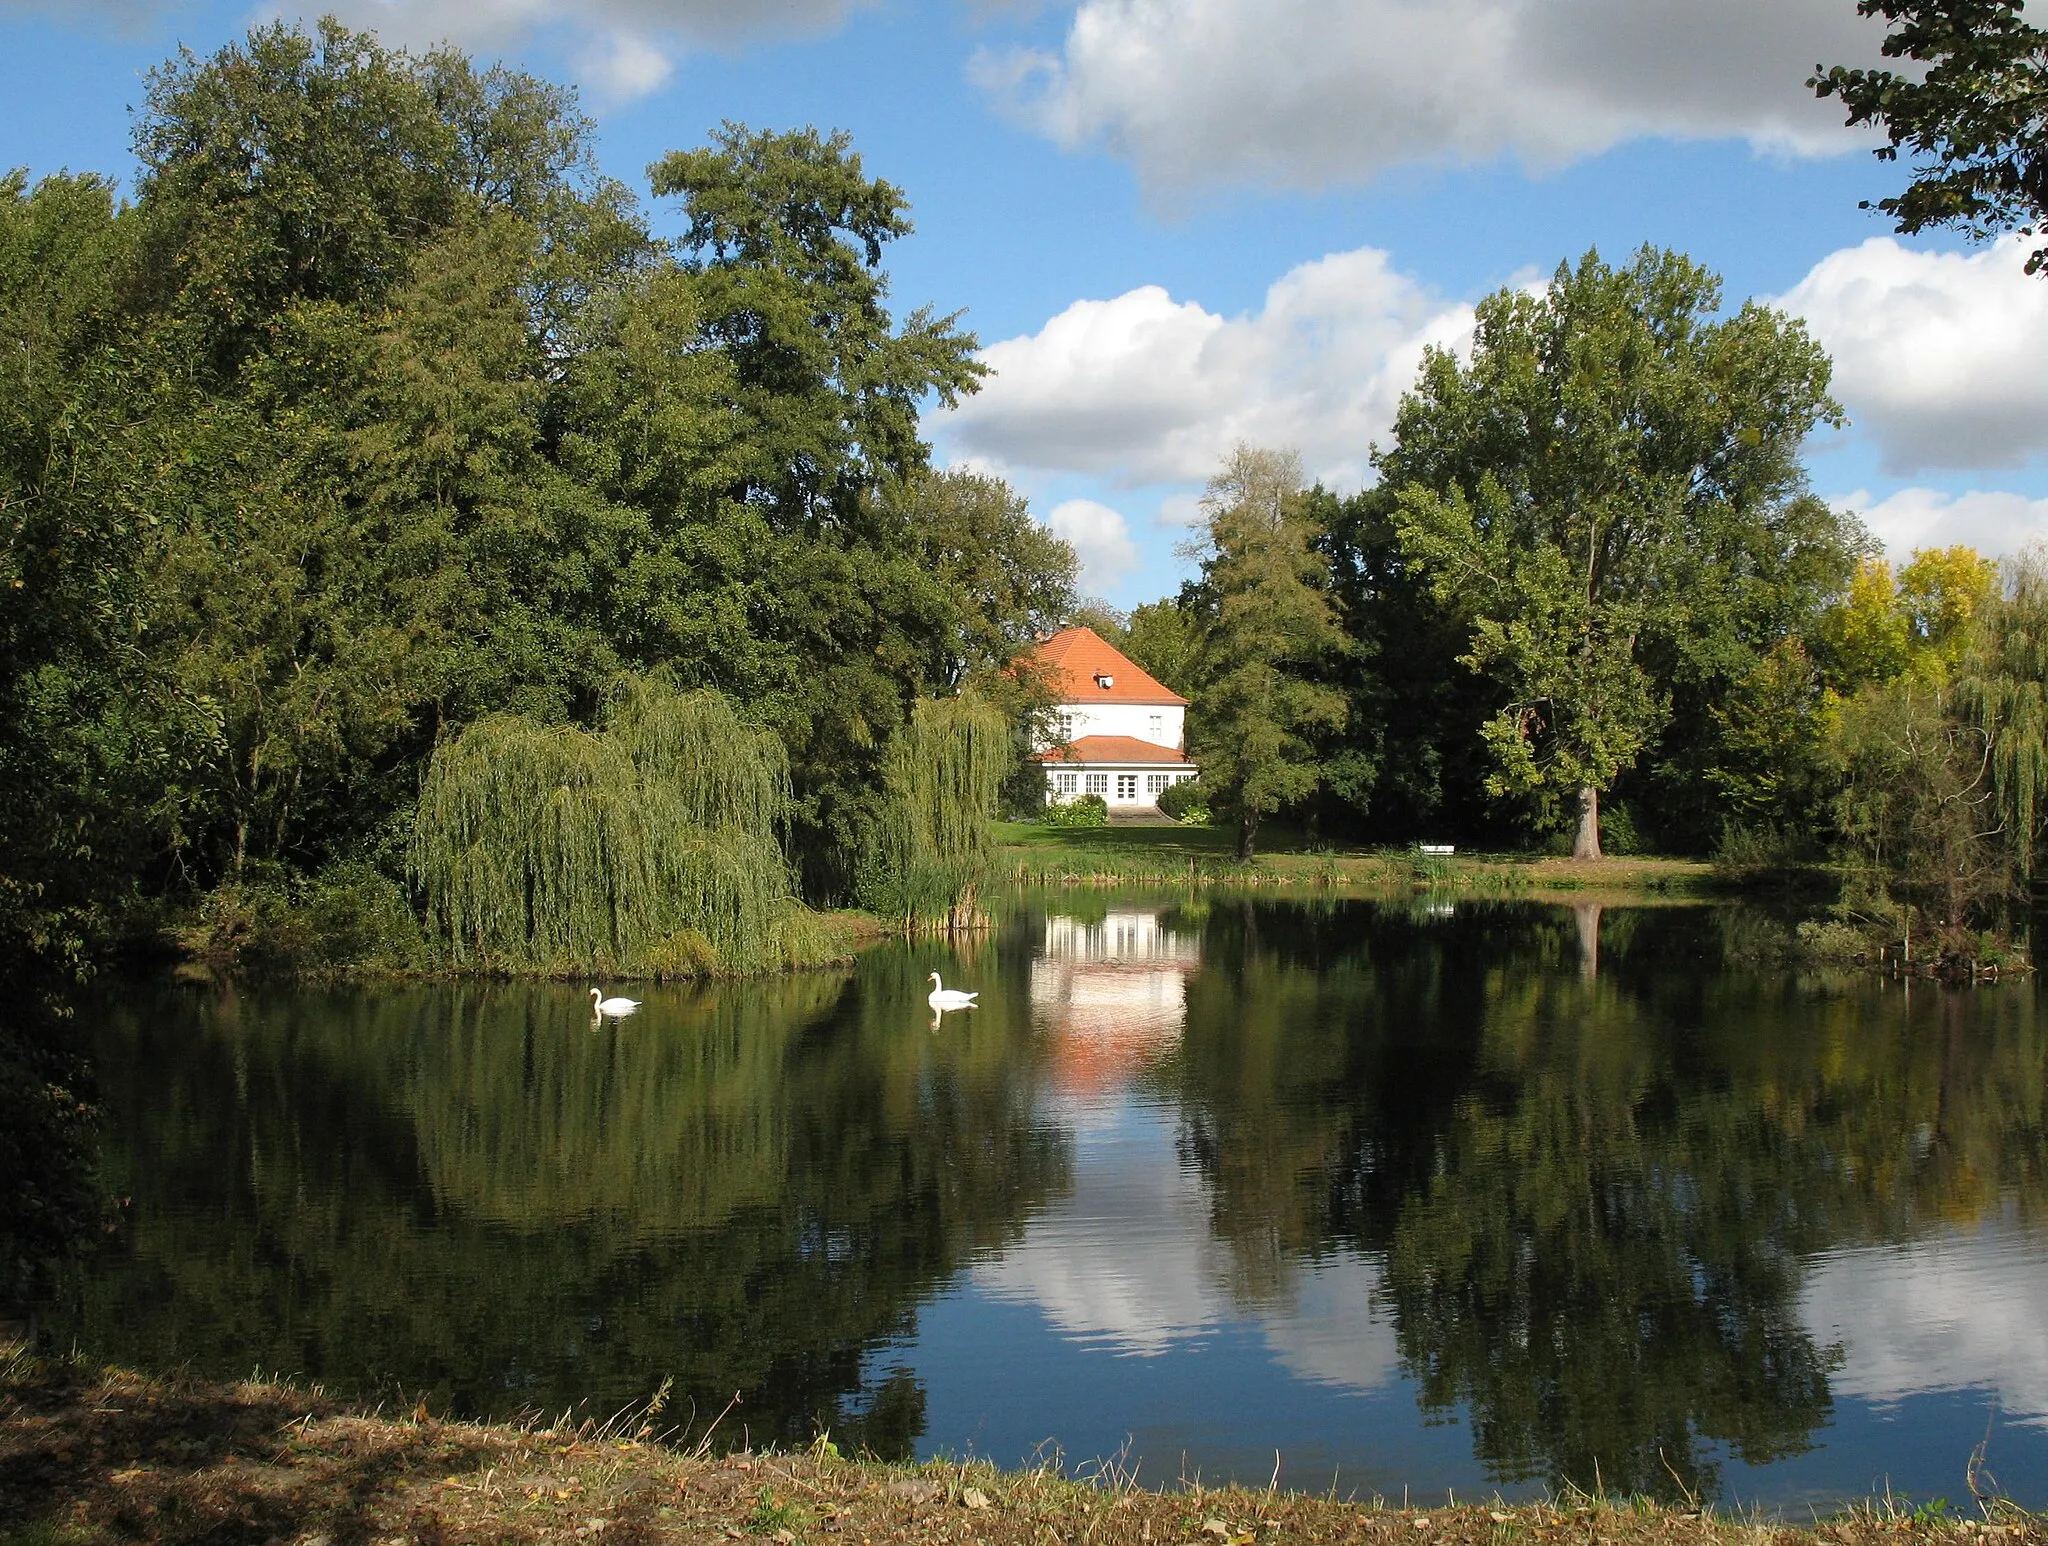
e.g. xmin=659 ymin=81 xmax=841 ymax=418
xmin=1166 ymin=901 xmax=2048 ymax=1499
xmin=61 ymin=948 xmax=1067 ymax=1457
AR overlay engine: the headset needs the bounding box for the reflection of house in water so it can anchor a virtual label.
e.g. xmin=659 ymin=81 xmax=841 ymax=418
xmin=983 ymin=907 xmax=1402 ymax=1380
xmin=1031 ymin=911 xmax=1201 ymax=1101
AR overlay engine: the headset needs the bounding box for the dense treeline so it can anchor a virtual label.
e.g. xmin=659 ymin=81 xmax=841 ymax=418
xmin=1110 ymin=250 xmax=2047 ymax=953
xmin=0 ymin=21 xmax=1077 ymax=992
xmin=0 ymin=21 xmax=1082 ymax=1300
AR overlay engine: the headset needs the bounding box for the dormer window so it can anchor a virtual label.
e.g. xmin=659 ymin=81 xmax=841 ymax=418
xmin=1095 ymin=673 xmax=1115 ymax=689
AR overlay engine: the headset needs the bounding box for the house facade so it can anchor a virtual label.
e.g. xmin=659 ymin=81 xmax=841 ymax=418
xmin=1026 ymin=627 xmax=1199 ymax=809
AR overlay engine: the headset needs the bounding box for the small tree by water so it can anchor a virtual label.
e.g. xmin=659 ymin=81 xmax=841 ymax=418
xmin=410 ymin=680 xmax=826 ymax=973
xmin=858 ymin=694 xmax=1011 ymax=930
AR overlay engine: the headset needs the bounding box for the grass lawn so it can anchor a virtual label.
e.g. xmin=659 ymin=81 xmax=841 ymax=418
xmin=991 ymin=821 xmax=1717 ymax=898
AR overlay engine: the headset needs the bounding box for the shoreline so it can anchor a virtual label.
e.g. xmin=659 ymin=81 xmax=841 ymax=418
xmin=3 ymin=1354 xmax=2041 ymax=1546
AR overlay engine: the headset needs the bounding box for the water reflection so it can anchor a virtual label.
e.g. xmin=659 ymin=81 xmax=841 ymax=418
xmin=1031 ymin=909 xmax=1197 ymax=1103
xmin=1804 ymin=1225 xmax=2048 ymax=1427
xmin=986 ymin=907 xmax=1402 ymax=1391
xmin=65 ymin=970 xmax=1068 ymax=1455
xmin=51 ymin=898 xmax=2048 ymax=1505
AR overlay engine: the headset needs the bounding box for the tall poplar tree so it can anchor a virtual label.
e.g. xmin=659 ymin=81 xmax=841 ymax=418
xmin=1186 ymin=446 xmax=1347 ymax=859
xmin=1386 ymin=248 xmax=1847 ymax=858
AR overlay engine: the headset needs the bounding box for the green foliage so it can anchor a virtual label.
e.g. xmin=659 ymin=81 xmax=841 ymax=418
xmin=1813 ymin=0 xmax=2048 ymax=275
xmin=1185 ymin=446 xmax=1348 ymax=859
xmin=1156 ymin=778 xmax=1208 ymax=823
xmin=1702 ymin=640 xmax=1840 ymax=835
xmin=858 ymin=695 xmax=1012 ymax=924
xmin=1386 ymin=247 xmax=1850 ymax=858
xmin=1039 ymin=792 xmax=1109 ymax=829
xmin=1 ymin=19 xmax=1082 ymax=959
xmin=1123 ymin=596 xmax=1205 ymax=698
xmin=1956 ymin=548 xmax=2048 ymax=875
xmin=1830 ymin=672 xmax=2007 ymax=928
xmin=182 ymin=860 xmax=426 ymax=975
xmin=409 ymin=681 xmax=821 ymax=974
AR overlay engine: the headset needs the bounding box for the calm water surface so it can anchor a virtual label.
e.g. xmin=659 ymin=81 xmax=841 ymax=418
xmin=60 ymin=899 xmax=2048 ymax=1508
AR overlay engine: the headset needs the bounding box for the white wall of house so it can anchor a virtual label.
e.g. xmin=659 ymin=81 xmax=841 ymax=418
xmin=1045 ymin=765 xmax=1197 ymax=807
xmin=1048 ymin=701 xmax=1185 ymax=748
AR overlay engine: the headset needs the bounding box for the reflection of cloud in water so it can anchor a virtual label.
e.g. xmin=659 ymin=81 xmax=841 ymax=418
xmin=1259 ymin=1254 xmax=1399 ymax=1395
xmin=975 ymin=1119 xmax=1399 ymax=1386
xmin=976 ymin=1116 xmax=1231 ymax=1354
xmin=1801 ymin=1224 xmax=2048 ymax=1427
xmin=1032 ymin=911 xmax=1199 ymax=1102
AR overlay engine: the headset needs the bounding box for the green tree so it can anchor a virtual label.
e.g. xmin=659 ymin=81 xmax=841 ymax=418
xmin=1831 ymin=671 xmax=2007 ymax=930
xmin=883 ymin=469 xmax=1077 ymax=692
xmin=1122 ymin=593 xmax=1207 ymax=699
xmin=1957 ymin=546 xmax=2048 ymax=879
xmin=1387 ymin=248 xmax=1845 ymax=858
xmin=857 ymin=694 xmax=1012 ymax=929
xmin=1184 ymin=446 xmax=1347 ymax=858
xmin=1813 ymin=0 xmax=2048 ymax=274
xmin=1310 ymin=486 xmax=1504 ymax=844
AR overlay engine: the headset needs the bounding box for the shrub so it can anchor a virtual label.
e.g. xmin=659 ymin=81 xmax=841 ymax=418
xmin=1157 ymin=778 xmax=1208 ymax=823
xmin=1041 ymin=793 xmax=1108 ymax=828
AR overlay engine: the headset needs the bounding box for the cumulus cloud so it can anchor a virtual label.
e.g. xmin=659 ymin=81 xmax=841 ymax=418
xmin=1046 ymin=499 xmax=1141 ymax=591
xmin=1777 ymin=235 xmax=2048 ymax=475
xmin=942 ymin=246 xmax=1473 ymax=489
xmin=248 ymin=0 xmax=865 ymax=104
xmin=1838 ymin=487 xmax=2048 ymax=562
xmin=973 ymin=0 xmax=1888 ymax=192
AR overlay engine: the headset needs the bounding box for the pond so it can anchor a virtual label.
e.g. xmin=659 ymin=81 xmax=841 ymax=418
xmin=55 ymin=897 xmax=2048 ymax=1510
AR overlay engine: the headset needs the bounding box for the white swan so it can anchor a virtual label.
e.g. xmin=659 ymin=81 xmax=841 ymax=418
xmin=926 ymin=972 xmax=978 ymax=1013
xmin=591 ymin=988 xmax=641 ymax=1018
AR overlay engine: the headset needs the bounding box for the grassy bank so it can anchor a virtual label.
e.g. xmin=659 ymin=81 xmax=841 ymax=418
xmin=995 ymin=822 xmax=1715 ymax=900
xmin=5 ymin=1355 xmax=2036 ymax=1546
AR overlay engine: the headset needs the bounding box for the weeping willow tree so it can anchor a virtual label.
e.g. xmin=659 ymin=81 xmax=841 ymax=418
xmin=858 ymin=695 xmax=1012 ymax=931
xmin=1959 ymin=549 xmax=2048 ymax=881
xmin=410 ymin=680 xmax=835 ymax=974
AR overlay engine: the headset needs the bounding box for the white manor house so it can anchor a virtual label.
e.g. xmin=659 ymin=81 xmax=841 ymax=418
xmin=1026 ymin=627 xmax=1199 ymax=810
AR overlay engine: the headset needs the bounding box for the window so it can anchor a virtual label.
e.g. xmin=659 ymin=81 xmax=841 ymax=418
xmin=1085 ymin=773 xmax=1109 ymax=795
xmin=1146 ymin=773 xmax=1169 ymax=795
xmin=1147 ymin=714 xmax=1162 ymax=742
xmin=1057 ymin=711 xmax=1075 ymax=741
xmin=1054 ymin=772 xmax=1077 ymax=795
xmin=1116 ymin=774 xmax=1138 ymax=801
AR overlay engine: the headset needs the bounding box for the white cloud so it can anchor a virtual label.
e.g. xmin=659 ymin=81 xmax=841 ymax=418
xmin=1838 ymin=487 xmax=2048 ymax=561
xmin=973 ymin=0 xmax=1888 ymax=192
xmin=1046 ymin=498 xmax=1141 ymax=592
xmin=1778 ymin=235 xmax=2048 ymax=475
xmin=942 ymin=246 xmax=1473 ymax=489
xmin=577 ymin=30 xmax=674 ymax=103
xmin=261 ymin=0 xmax=867 ymax=104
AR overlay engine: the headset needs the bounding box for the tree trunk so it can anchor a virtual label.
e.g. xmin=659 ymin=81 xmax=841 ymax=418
xmin=1238 ymin=810 xmax=1259 ymax=861
xmin=1572 ymin=786 xmax=1602 ymax=860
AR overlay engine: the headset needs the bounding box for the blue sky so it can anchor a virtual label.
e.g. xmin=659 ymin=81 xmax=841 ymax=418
xmin=6 ymin=0 xmax=2046 ymax=606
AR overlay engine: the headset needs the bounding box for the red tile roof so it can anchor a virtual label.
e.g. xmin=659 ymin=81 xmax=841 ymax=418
xmin=1036 ymin=735 xmax=1196 ymax=766
xmin=1028 ymin=627 xmax=1189 ymax=706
